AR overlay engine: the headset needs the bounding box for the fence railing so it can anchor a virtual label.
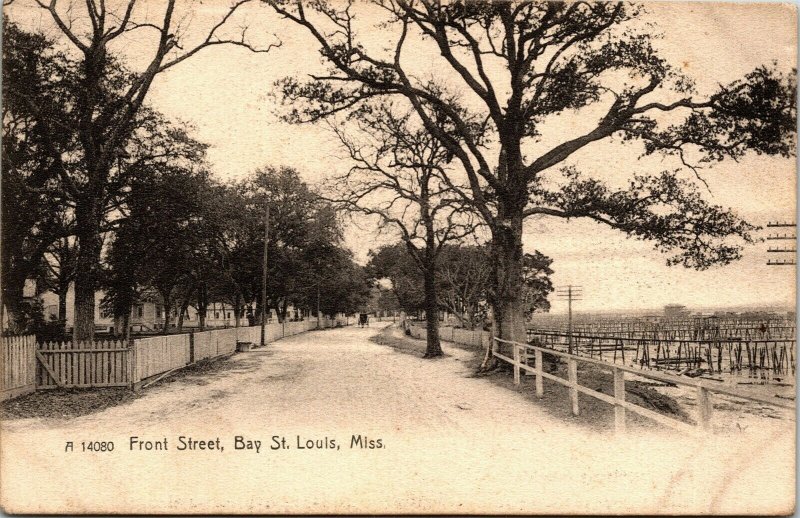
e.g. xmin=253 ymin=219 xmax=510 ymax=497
xmin=493 ymin=337 xmax=795 ymax=435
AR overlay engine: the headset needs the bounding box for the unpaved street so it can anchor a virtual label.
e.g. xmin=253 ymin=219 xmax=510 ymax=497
xmin=1 ymin=324 xmax=794 ymax=514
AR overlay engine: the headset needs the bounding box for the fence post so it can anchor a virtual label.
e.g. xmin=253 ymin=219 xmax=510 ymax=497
xmin=697 ymin=385 xmax=713 ymax=431
xmin=613 ymin=367 xmax=626 ymax=433
xmin=568 ymin=358 xmax=579 ymax=415
xmin=189 ymin=332 xmax=195 ymax=364
xmin=129 ymin=340 xmax=138 ymax=391
xmin=534 ymin=349 xmax=544 ymax=398
xmin=513 ymin=343 xmax=520 ymax=385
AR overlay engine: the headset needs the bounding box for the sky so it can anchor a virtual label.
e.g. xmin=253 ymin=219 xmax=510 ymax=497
xmin=7 ymin=0 xmax=798 ymax=314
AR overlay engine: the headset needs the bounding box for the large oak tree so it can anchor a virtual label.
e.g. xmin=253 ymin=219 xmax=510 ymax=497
xmin=264 ymin=0 xmax=796 ymax=368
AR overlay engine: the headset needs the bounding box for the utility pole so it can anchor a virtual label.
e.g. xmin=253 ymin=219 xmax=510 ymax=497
xmin=556 ymin=285 xmax=583 ymax=354
xmin=260 ymin=206 xmax=270 ymax=346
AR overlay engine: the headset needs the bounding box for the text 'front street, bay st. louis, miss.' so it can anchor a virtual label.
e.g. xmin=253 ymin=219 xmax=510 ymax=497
xmin=63 ymin=435 xmax=386 ymax=455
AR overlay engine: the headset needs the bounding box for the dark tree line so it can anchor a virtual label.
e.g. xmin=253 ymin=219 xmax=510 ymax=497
xmin=2 ymin=21 xmax=369 ymax=338
xmin=5 ymin=0 xmax=277 ymax=340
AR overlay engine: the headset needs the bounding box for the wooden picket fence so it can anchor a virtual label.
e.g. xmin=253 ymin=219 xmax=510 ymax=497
xmin=1 ymin=335 xmax=37 ymax=400
xmin=2 ymin=317 xmax=348 ymax=400
xmin=36 ymin=339 xmax=131 ymax=389
xmin=133 ymin=334 xmax=191 ymax=382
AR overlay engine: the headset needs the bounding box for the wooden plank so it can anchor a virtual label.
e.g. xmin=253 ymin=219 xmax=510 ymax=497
xmin=613 ymin=367 xmax=626 ymax=433
xmin=3 ymin=340 xmax=8 ymax=391
xmin=13 ymin=340 xmax=19 ymax=389
xmin=617 ymin=399 xmax=700 ymax=435
xmin=574 ymin=384 xmax=618 ymax=405
xmin=97 ymin=343 xmax=105 ymax=386
xmin=9 ymin=340 xmax=15 ymax=390
xmin=534 ymin=349 xmax=544 ymax=398
xmin=36 ymin=351 xmax=63 ymax=388
xmin=568 ymin=358 xmax=579 ymax=416
xmin=697 ymin=386 xmax=713 ymax=431
xmin=102 ymin=342 xmax=109 ymax=384
xmin=6 ymin=340 xmax=12 ymax=389
xmin=513 ymin=344 xmax=520 ymax=385
xmin=78 ymin=344 xmax=89 ymax=387
xmin=129 ymin=344 xmax=137 ymax=386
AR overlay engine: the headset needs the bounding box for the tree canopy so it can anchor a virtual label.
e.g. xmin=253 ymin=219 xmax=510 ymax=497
xmin=263 ymin=0 xmax=796 ymax=361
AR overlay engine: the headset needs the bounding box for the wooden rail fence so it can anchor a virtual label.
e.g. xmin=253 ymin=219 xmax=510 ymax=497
xmin=493 ymin=337 xmax=795 ymax=435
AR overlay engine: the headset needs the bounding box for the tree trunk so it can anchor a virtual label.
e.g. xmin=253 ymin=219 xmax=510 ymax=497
xmin=279 ymin=300 xmax=288 ymax=323
xmin=481 ymin=213 xmax=527 ymax=370
xmin=233 ymin=292 xmax=242 ymax=328
xmin=114 ymin=315 xmax=125 ymax=336
xmin=160 ymin=291 xmax=173 ymax=333
xmin=123 ymin=312 xmax=131 ymax=342
xmin=1 ymin=275 xmax=26 ymax=334
xmin=196 ymin=283 xmax=207 ymax=331
xmin=57 ymin=286 xmax=69 ymax=323
xmin=423 ymin=267 xmax=443 ymax=358
xmin=176 ymin=298 xmax=190 ymax=333
xmin=73 ymin=198 xmax=102 ymax=341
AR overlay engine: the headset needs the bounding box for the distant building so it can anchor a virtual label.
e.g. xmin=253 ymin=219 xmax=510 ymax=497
xmin=664 ymin=304 xmax=690 ymax=318
xmin=37 ymin=282 xmax=278 ymax=334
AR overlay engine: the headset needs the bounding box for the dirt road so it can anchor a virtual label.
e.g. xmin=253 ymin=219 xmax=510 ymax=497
xmin=1 ymin=324 xmax=794 ymax=514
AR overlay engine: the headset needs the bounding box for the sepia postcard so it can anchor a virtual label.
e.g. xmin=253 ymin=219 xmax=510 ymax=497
xmin=0 ymin=0 xmax=796 ymax=514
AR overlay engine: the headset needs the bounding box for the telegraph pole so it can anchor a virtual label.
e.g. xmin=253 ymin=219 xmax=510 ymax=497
xmin=260 ymin=206 xmax=270 ymax=346
xmin=556 ymin=285 xmax=583 ymax=354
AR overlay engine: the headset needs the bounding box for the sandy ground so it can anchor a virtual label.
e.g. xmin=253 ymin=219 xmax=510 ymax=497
xmin=1 ymin=323 xmax=794 ymax=514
